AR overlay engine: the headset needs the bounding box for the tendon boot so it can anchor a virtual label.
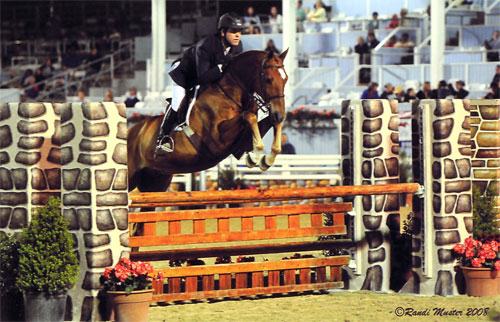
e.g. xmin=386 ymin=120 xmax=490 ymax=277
xmin=155 ymin=107 xmax=178 ymax=155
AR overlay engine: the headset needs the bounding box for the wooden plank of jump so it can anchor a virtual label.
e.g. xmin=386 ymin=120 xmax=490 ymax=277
xmin=130 ymin=239 xmax=354 ymax=261
xmin=129 ymin=225 xmax=347 ymax=247
xmin=130 ymin=183 xmax=421 ymax=207
xmin=154 ymin=256 xmax=350 ymax=278
xmin=153 ymin=282 xmax=343 ymax=302
xmin=128 ymin=203 xmax=352 ymax=223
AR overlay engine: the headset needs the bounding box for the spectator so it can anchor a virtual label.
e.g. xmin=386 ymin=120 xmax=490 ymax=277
xmin=281 ymin=133 xmax=296 ymax=154
xmin=380 ymin=83 xmax=396 ymax=99
xmin=77 ymin=88 xmax=88 ymax=103
xmin=243 ymin=6 xmax=261 ymax=34
xmin=387 ymin=14 xmax=399 ymax=29
xmin=394 ymin=33 xmax=415 ymax=48
xmin=417 ymin=81 xmax=432 ymax=99
xmin=492 ymin=64 xmax=500 ymax=85
xmin=124 ymin=87 xmax=140 ymax=107
xmin=88 ymin=47 xmax=103 ymax=75
xmin=448 ymin=80 xmax=469 ymax=99
xmin=252 ymin=25 xmax=262 ymax=34
xmin=394 ymin=85 xmax=405 ymax=102
xmin=307 ymin=1 xmax=327 ymax=23
xmin=62 ymin=42 xmax=84 ymax=69
xmin=400 ymin=8 xmax=410 ymax=27
xmin=395 ymin=33 xmax=415 ymax=64
xmin=265 ymin=39 xmax=280 ymax=54
xmin=296 ymin=0 xmax=307 ymax=32
xmin=40 ymin=57 xmax=55 ymax=79
xmin=269 ymin=6 xmax=283 ymax=34
xmin=355 ymin=36 xmax=371 ymax=83
xmin=367 ymin=32 xmax=380 ymax=49
xmin=367 ymin=12 xmax=379 ymax=31
xmin=104 ymin=89 xmax=114 ymax=102
xmin=361 ymin=82 xmax=380 ymax=99
xmin=484 ymin=31 xmax=500 ymax=62
xmin=484 ymin=81 xmax=499 ymax=99
xmin=431 ymin=80 xmax=452 ymax=99
xmin=22 ymin=69 xmax=39 ymax=100
xmin=404 ymin=88 xmax=417 ymax=102
xmin=385 ymin=35 xmax=398 ymax=47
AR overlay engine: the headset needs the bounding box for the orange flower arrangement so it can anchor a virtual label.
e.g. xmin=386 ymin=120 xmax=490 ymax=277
xmin=453 ymin=237 xmax=500 ymax=270
xmin=100 ymin=257 xmax=154 ymax=293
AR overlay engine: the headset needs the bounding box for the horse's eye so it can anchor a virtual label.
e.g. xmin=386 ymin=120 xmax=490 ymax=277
xmin=266 ymin=78 xmax=273 ymax=84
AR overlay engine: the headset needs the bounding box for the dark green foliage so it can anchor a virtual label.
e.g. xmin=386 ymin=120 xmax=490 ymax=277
xmin=16 ymin=197 xmax=79 ymax=294
xmin=0 ymin=234 xmax=24 ymax=321
xmin=473 ymin=182 xmax=499 ymax=239
xmin=0 ymin=234 xmax=20 ymax=295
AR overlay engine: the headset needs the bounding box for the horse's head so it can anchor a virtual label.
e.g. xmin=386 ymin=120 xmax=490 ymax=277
xmin=256 ymin=49 xmax=288 ymax=124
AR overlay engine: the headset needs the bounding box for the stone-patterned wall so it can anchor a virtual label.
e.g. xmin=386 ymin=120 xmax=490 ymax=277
xmin=0 ymin=103 xmax=60 ymax=233
xmin=469 ymin=99 xmax=500 ymax=216
xmin=410 ymin=100 xmax=472 ymax=295
xmin=341 ymin=99 xmax=400 ymax=292
xmin=0 ymin=103 xmax=128 ymax=321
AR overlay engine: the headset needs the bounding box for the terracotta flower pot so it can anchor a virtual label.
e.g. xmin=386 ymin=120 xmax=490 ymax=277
xmin=461 ymin=266 xmax=500 ymax=297
xmin=107 ymin=289 xmax=152 ymax=322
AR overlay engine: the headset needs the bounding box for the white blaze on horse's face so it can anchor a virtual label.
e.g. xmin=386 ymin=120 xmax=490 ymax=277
xmin=278 ymin=68 xmax=286 ymax=80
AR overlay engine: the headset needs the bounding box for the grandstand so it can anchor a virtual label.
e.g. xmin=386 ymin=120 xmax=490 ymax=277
xmin=1 ymin=0 xmax=499 ymax=121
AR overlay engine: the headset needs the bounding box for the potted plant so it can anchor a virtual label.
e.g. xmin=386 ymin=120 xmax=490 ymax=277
xmin=453 ymin=236 xmax=500 ymax=296
xmin=0 ymin=234 xmax=23 ymax=321
xmin=100 ymin=257 xmax=154 ymax=322
xmin=16 ymin=197 xmax=79 ymax=322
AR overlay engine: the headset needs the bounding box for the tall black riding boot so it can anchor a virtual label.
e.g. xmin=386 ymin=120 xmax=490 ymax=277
xmin=155 ymin=107 xmax=178 ymax=154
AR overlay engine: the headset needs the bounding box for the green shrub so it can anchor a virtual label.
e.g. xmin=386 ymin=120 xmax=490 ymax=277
xmin=473 ymin=182 xmax=499 ymax=239
xmin=0 ymin=233 xmax=20 ymax=295
xmin=16 ymin=197 xmax=79 ymax=294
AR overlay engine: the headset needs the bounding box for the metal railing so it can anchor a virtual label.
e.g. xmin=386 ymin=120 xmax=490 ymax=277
xmin=18 ymin=40 xmax=134 ymax=101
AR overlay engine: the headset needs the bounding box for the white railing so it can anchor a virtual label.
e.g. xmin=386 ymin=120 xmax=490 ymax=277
xmin=143 ymin=154 xmax=342 ymax=193
xmin=204 ymin=154 xmax=342 ymax=185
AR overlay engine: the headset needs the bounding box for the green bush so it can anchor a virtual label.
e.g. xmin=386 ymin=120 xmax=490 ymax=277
xmin=0 ymin=233 xmax=20 ymax=295
xmin=473 ymin=182 xmax=499 ymax=239
xmin=16 ymin=197 xmax=79 ymax=294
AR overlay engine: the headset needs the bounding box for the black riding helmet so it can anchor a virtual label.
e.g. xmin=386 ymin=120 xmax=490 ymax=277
xmin=218 ymin=13 xmax=245 ymax=32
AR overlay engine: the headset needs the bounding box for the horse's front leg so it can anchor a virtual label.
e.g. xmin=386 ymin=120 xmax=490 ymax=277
xmin=243 ymin=112 xmax=265 ymax=168
xmin=260 ymin=121 xmax=283 ymax=171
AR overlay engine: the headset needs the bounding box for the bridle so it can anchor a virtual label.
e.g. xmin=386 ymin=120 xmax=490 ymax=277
xmin=255 ymin=58 xmax=286 ymax=113
xmin=218 ymin=55 xmax=286 ymax=115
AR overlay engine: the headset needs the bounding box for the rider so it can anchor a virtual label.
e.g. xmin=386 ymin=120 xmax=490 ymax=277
xmin=156 ymin=13 xmax=245 ymax=153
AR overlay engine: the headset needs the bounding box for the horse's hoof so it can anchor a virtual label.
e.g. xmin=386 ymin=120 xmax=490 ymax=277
xmin=259 ymin=155 xmax=272 ymax=171
xmin=246 ymin=153 xmax=258 ymax=168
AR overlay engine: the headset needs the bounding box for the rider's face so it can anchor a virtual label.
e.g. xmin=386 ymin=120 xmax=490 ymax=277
xmin=224 ymin=29 xmax=241 ymax=46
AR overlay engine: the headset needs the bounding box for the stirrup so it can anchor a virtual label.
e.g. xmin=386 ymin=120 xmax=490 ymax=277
xmin=156 ymin=136 xmax=175 ymax=153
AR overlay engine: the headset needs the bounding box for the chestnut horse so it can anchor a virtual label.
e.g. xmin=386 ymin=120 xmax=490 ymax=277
xmin=128 ymin=50 xmax=288 ymax=193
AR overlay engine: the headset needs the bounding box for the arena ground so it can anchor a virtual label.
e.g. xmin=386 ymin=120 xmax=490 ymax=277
xmin=149 ymin=291 xmax=500 ymax=322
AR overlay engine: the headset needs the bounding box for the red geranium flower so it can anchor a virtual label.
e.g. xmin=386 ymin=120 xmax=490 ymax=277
xmin=453 ymin=244 xmax=465 ymax=255
xmin=471 ymin=258 xmax=483 ymax=268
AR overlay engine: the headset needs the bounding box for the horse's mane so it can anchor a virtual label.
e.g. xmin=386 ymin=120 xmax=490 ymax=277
xmin=227 ymin=50 xmax=269 ymax=70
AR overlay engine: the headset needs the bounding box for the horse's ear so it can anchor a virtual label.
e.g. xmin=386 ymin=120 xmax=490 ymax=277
xmin=267 ymin=50 xmax=274 ymax=59
xmin=279 ymin=48 xmax=289 ymax=61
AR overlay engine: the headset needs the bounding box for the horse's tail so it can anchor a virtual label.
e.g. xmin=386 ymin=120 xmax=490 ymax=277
xmin=127 ymin=116 xmax=162 ymax=190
